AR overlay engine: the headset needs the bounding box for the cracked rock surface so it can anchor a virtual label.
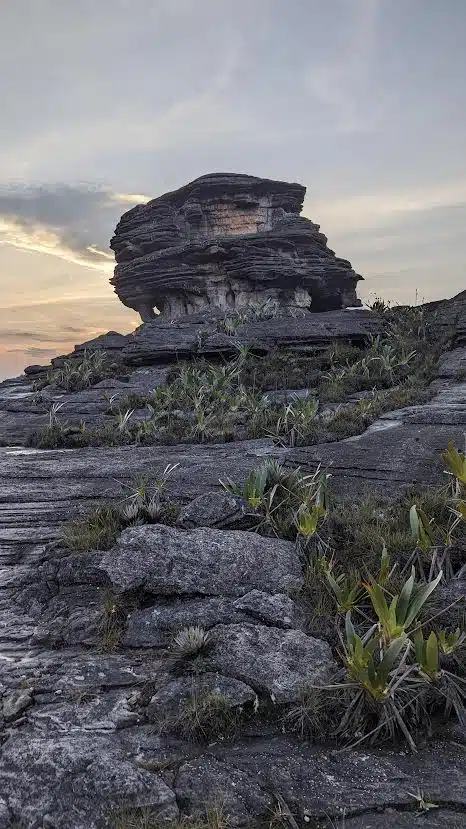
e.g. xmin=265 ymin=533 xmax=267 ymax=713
xmin=0 ymin=290 xmax=465 ymax=827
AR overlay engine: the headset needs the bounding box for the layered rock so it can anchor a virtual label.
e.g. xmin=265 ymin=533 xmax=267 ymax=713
xmin=110 ymin=172 xmax=362 ymax=320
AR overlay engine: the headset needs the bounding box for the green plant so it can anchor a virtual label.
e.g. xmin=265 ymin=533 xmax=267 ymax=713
xmin=324 ymin=565 xmax=364 ymax=614
xmin=171 ymin=690 xmax=243 ymax=742
xmin=406 ymin=788 xmax=439 ymax=814
xmin=222 ymin=459 xmax=329 ymax=539
xmin=326 ymin=613 xmax=423 ymax=750
xmin=442 ymin=441 xmax=466 ymax=487
xmin=62 ymin=505 xmax=124 ymax=552
xmin=412 ymin=630 xmax=442 ymax=681
xmin=409 ymin=504 xmax=436 ymax=553
xmin=47 ymin=349 xmax=111 ymax=392
xmin=438 ymin=627 xmax=466 ymax=654
xmin=268 ymin=394 xmax=320 ymax=447
xmin=364 ymin=568 xmax=443 ymax=643
xmin=412 ymin=629 xmax=466 ymax=724
xmin=296 ymin=504 xmax=326 ymax=539
xmin=119 ymin=464 xmax=179 ymax=523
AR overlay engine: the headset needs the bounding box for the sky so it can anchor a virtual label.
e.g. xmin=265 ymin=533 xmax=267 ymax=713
xmin=0 ymin=0 xmax=465 ymax=380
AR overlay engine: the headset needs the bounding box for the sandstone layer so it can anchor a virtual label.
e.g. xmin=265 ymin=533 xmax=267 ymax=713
xmin=110 ymin=173 xmax=362 ymax=320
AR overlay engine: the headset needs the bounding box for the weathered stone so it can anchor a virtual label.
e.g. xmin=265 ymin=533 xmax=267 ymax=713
xmin=110 ymin=172 xmax=362 ymax=321
xmin=341 ymin=811 xmax=465 ymax=828
xmin=99 ymin=524 xmax=302 ymax=597
xmin=0 ymin=800 xmax=11 ymax=829
xmin=175 ymin=739 xmax=466 ymax=826
xmin=207 ymin=623 xmax=334 ymax=702
xmin=0 ymin=732 xmax=178 ymax=829
xmin=28 ymin=689 xmax=143 ymax=732
xmin=122 ymin=597 xmax=248 ymax=648
xmin=2 ymin=689 xmax=33 ymax=721
xmin=232 ymin=590 xmax=301 ymax=628
xmin=23 ymin=364 xmax=48 ymax=376
xmin=423 ymin=289 xmax=466 ymax=346
xmin=148 ymin=673 xmax=257 ymax=724
xmin=176 ymin=755 xmax=271 ymax=824
xmin=120 ymin=307 xmax=382 ymax=365
xmin=176 ymin=490 xmax=255 ymax=530
xmin=431 ymin=578 xmax=466 ymax=629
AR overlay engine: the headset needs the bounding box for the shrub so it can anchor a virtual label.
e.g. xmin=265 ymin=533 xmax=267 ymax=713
xmin=62 ymin=505 xmax=124 ymax=552
xmin=222 ymin=459 xmax=329 ymax=539
xmin=170 ymin=690 xmax=244 ymax=742
xmin=172 ymin=626 xmax=211 ymax=659
xmin=47 ymin=349 xmax=112 ymax=392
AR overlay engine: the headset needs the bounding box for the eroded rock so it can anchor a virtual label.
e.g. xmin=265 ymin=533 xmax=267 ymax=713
xmin=207 ymin=623 xmax=334 ymax=702
xmin=99 ymin=524 xmax=302 ymax=597
xmin=110 ymin=172 xmax=362 ymax=320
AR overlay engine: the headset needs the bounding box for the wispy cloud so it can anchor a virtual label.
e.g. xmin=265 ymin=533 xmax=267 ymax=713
xmin=6 ymin=345 xmax=60 ymax=357
xmin=114 ymin=193 xmax=151 ymax=205
xmin=311 ymin=178 xmax=466 ymax=231
xmin=0 ymin=185 xmax=132 ymax=271
xmin=1 ymin=46 xmax=245 ymax=180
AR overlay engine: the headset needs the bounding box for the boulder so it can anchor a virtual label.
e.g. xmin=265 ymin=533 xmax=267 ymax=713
xmin=99 ymin=524 xmax=302 ymax=597
xmin=176 ymin=490 xmax=255 ymax=530
xmin=110 ymin=172 xmax=362 ymax=320
xmin=206 ymin=623 xmax=334 ymax=702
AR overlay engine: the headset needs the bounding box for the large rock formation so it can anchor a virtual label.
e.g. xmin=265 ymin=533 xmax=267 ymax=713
xmin=2 ymin=193 xmax=466 ymax=829
xmin=110 ymin=172 xmax=362 ymax=321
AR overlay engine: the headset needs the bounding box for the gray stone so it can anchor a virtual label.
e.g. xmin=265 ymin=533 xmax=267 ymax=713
xmin=110 ymin=172 xmax=362 ymax=320
xmin=28 ymin=689 xmax=143 ymax=732
xmin=175 ymin=755 xmax=271 ymax=824
xmin=2 ymin=689 xmax=33 ymax=721
xmin=99 ymin=524 xmax=302 ymax=597
xmin=233 ymin=590 xmax=301 ymax=628
xmin=175 ymin=739 xmax=466 ymax=826
xmin=431 ymin=578 xmax=466 ymax=629
xmin=0 ymin=732 xmax=178 ymax=829
xmin=207 ymin=623 xmax=334 ymax=702
xmin=148 ymin=673 xmax=257 ymax=724
xmin=177 ymin=490 xmax=255 ymax=530
xmin=0 ymin=800 xmax=11 ymax=829
xmin=122 ymin=597 xmax=247 ymax=648
xmin=120 ymin=308 xmax=382 ymax=365
xmin=341 ymin=811 xmax=465 ymax=828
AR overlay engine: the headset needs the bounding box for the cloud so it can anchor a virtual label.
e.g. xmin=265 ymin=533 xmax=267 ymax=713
xmin=6 ymin=346 xmax=60 ymax=356
xmin=310 ymin=178 xmax=466 ymax=232
xmin=0 ymin=329 xmax=90 ymax=344
xmin=0 ymin=184 xmax=140 ymax=270
xmin=115 ymin=193 xmax=151 ymax=205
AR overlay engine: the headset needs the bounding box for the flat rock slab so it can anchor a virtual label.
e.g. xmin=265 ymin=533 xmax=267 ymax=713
xmin=206 ymin=623 xmax=334 ymax=702
xmin=175 ymin=738 xmax=466 ymax=825
xmin=99 ymin=524 xmax=302 ymax=597
xmin=0 ymin=366 xmax=168 ymax=445
xmin=0 ymin=731 xmax=178 ymax=829
xmin=121 ymin=309 xmax=383 ymax=364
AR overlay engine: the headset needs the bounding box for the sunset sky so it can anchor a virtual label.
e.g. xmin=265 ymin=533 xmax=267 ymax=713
xmin=1 ymin=0 xmax=465 ymax=379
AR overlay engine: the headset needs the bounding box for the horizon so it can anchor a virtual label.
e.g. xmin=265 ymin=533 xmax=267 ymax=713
xmin=1 ymin=0 xmax=466 ymax=380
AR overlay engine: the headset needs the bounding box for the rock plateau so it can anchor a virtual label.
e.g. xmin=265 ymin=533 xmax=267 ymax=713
xmin=0 ymin=173 xmax=465 ymax=829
